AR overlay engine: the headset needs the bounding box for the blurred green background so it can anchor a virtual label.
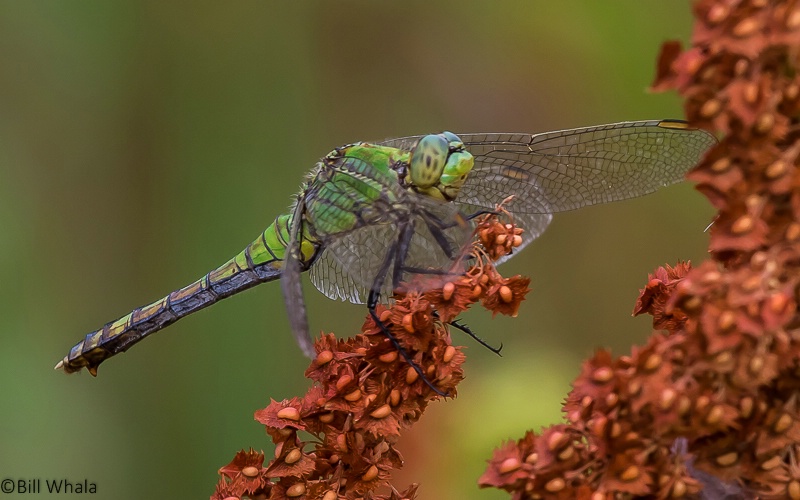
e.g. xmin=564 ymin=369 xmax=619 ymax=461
xmin=0 ymin=2 xmax=709 ymax=499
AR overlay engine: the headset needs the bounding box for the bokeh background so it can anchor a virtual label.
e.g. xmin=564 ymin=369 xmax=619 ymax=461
xmin=0 ymin=2 xmax=711 ymax=499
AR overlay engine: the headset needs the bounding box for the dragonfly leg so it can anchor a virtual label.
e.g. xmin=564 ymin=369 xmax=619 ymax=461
xmin=367 ymin=289 xmax=448 ymax=398
xmin=446 ymin=317 xmax=503 ymax=355
xmin=465 ymin=209 xmax=498 ymax=221
xmin=369 ymin=221 xmax=449 ymax=397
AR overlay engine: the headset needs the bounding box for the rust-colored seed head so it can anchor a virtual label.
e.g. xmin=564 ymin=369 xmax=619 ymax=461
xmin=496 ymin=234 xmax=507 ymax=245
xmin=678 ymin=396 xmax=692 ymax=416
xmin=605 ymin=392 xmax=619 ymax=408
xmin=620 ymin=465 xmax=640 ymax=482
xmin=592 ymin=366 xmax=614 ymax=383
xmin=336 ymin=374 xmax=353 ymax=392
xmin=770 ymin=292 xmax=788 ymax=313
xmin=512 ymin=234 xmax=523 ymax=247
xmin=547 ymin=430 xmax=567 ymax=451
xmin=315 ymin=350 xmax=334 ymax=365
xmin=545 ymin=478 xmax=566 ymax=492
xmin=525 ymin=452 xmax=538 ymax=464
xmin=643 ymin=353 xmax=662 ymax=371
xmin=557 ymin=446 xmax=574 ymax=461
xmin=277 ymin=407 xmax=301 ymax=421
xmin=286 ymin=482 xmax=307 ymax=497
xmin=672 ymin=480 xmax=688 ymax=498
xmin=788 ymin=8 xmax=800 ymax=29
xmin=344 ymin=389 xmax=362 ymax=402
xmin=788 ymin=480 xmax=800 ymax=500
xmin=322 ymin=491 xmax=338 ymax=500
xmin=744 ymin=82 xmax=759 ymax=104
xmin=443 ymin=345 xmax=457 ymax=363
xmin=756 ymin=112 xmax=775 ymax=134
xmin=774 ymin=413 xmax=793 ymax=433
xmin=705 ymin=405 xmax=724 ymax=425
xmin=660 ymin=388 xmax=677 ymax=409
xmin=402 ymin=314 xmax=415 ymax=333
xmin=707 ymin=3 xmax=728 ymax=23
xmin=336 ymin=434 xmax=348 ymax=453
xmin=765 ymin=160 xmax=788 ymax=179
xmin=740 ymin=397 xmax=754 ymax=418
xmin=718 ymin=310 xmax=736 ymax=331
xmin=786 ymin=223 xmax=800 ymax=241
xmin=760 ymin=455 xmax=782 ymax=470
xmin=370 ymin=404 xmax=392 ymax=419
xmin=406 ymin=366 xmax=419 ymax=384
xmin=732 ymin=215 xmax=754 ymax=234
xmin=712 ymin=157 xmax=732 ymax=172
xmin=379 ymin=351 xmax=398 ymax=363
xmin=749 ymin=355 xmax=764 ymax=375
xmin=700 ymin=98 xmax=722 ymax=117
xmin=786 ymin=83 xmax=800 ymax=100
xmin=319 ymin=412 xmax=334 ymax=423
xmin=362 ymin=465 xmax=379 ymax=482
xmin=499 ymin=285 xmax=513 ymax=303
xmin=389 ymin=389 xmax=401 ymax=407
xmin=380 ymin=309 xmax=392 ymax=322
xmin=716 ymin=452 xmax=739 ymax=467
xmin=242 ymin=466 xmax=259 ymax=478
xmin=285 ymin=449 xmax=302 ymax=464
xmin=733 ymin=17 xmax=761 ymax=37
xmin=499 ymin=457 xmax=521 ymax=474
xmin=702 ymin=270 xmax=721 ymax=284
xmin=442 ymin=281 xmax=455 ymax=301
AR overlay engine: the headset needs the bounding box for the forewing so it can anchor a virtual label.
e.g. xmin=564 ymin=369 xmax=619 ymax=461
xmin=380 ymin=120 xmax=715 ymax=261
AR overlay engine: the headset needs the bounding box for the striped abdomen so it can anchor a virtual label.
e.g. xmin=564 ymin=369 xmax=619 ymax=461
xmin=55 ymin=213 xmax=315 ymax=375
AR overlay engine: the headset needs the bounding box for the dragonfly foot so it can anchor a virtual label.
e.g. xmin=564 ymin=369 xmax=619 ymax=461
xmin=448 ymin=318 xmax=503 ymax=356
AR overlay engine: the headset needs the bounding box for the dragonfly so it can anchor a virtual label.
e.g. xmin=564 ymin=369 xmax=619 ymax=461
xmin=55 ymin=120 xmax=716 ymax=376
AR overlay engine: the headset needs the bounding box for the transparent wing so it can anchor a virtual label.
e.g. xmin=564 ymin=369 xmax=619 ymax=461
xmin=380 ymin=120 xmax=716 ymax=258
xmin=309 ymin=194 xmax=471 ymax=304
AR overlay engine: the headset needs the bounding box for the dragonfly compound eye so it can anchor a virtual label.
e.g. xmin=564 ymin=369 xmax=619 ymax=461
xmin=410 ymin=134 xmax=449 ymax=189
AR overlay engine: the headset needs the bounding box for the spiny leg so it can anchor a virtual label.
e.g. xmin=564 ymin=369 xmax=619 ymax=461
xmin=447 ymin=317 xmax=503 ymax=355
xmin=369 ymin=220 xmax=448 ymax=397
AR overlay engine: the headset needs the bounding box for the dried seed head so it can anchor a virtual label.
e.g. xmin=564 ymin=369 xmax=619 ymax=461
xmin=442 ymin=281 xmax=455 ymax=301
xmin=593 ymin=367 xmax=614 ymax=383
xmin=716 ymin=452 xmax=739 ymax=467
xmin=700 ymin=98 xmax=722 ymax=117
xmin=545 ymin=478 xmax=565 ymax=492
xmin=620 ymin=465 xmax=640 ymax=482
xmin=286 ymin=482 xmax=307 ymax=497
xmin=316 ymin=350 xmax=334 ymax=365
xmin=443 ymin=345 xmax=457 ymax=363
xmin=499 ymin=457 xmax=521 ymax=474
xmin=242 ymin=466 xmax=259 ymax=478
xmin=731 ymin=215 xmax=754 ymax=234
xmin=362 ymin=465 xmax=379 ymax=482
xmin=277 ymin=407 xmax=301 ymax=421
xmin=285 ymin=449 xmax=302 ymax=464
xmin=370 ymin=404 xmax=392 ymax=419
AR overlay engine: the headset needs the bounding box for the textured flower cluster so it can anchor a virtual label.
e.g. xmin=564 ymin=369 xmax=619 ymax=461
xmin=211 ymin=211 xmax=530 ymax=500
xmin=480 ymin=1 xmax=800 ymax=498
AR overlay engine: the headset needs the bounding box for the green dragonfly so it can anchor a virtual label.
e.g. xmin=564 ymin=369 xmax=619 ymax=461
xmin=56 ymin=120 xmax=716 ymax=376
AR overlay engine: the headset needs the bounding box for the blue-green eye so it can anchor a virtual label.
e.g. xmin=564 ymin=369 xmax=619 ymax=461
xmin=409 ymin=134 xmax=449 ymax=189
xmin=441 ymin=131 xmax=463 ymax=149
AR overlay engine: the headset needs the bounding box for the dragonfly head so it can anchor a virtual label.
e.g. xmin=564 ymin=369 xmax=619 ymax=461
xmin=408 ymin=132 xmax=474 ymax=201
